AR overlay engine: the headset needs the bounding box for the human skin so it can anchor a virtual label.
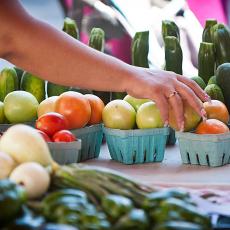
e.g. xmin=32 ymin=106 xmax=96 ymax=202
xmin=0 ymin=0 xmax=209 ymax=131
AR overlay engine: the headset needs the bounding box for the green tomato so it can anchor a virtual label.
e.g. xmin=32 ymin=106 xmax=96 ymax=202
xmin=4 ymin=91 xmax=38 ymax=123
xmin=136 ymin=101 xmax=164 ymax=129
xmin=102 ymin=100 xmax=136 ymax=130
xmin=123 ymin=95 xmax=151 ymax=111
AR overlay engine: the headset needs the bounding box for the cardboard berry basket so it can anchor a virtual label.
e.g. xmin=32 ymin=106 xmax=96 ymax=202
xmin=176 ymin=131 xmax=230 ymax=167
xmin=103 ymin=126 xmax=169 ymax=164
xmin=71 ymin=123 xmax=103 ymax=161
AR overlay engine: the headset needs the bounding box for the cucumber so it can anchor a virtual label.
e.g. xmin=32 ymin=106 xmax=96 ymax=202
xmin=20 ymin=72 xmax=45 ymax=103
xmin=131 ymin=31 xmax=149 ymax=68
xmin=210 ymin=23 xmax=230 ymax=66
xmin=62 ymin=17 xmax=79 ymax=39
xmin=47 ymin=82 xmax=70 ymax=97
xmin=0 ymin=67 xmax=18 ymax=101
xmin=164 ymin=36 xmax=183 ymax=75
xmin=198 ymin=42 xmax=215 ymax=84
xmin=89 ymin=27 xmax=110 ymax=104
xmin=202 ymin=19 xmax=217 ymax=42
xmin=162 ymin=20 xmax=180 ymax=43
xmin=89 ymin=28 xmax=105 ymax=52
xmin=216 ymin=63 xmax=230 ymax=111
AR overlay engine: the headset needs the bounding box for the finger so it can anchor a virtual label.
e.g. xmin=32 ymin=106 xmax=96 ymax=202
xmin=153 ymin=95 xmax=169 ymax=126
xmin=176 ymin=75 xmax=211 ymax=102
xmin=168 ymin=93 xmax=184 ymax=131
xmin=175 ymin=81 xmax=207 ymax=120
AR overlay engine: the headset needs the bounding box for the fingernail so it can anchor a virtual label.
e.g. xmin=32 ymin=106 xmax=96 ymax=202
xmin=164 ymin=120 xmax=169 ymax=127
xmin=201 ymin=108 xmax=207 ymax=120
xmin=204 ymin=94 xmax=212 ymax=103
xmin=179 ymin=121 xmax=184 ymax=132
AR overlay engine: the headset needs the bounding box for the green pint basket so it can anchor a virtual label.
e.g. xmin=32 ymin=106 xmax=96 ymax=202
xmin=71 ymin=124 xmax=103 ymax=161
xmin=103 ymin=127 xmax=169 ymax=164
xmin=48 ymin=140 xmax=82 ymax=165
xmin=176 ymin=131 xmax=230 ymax=167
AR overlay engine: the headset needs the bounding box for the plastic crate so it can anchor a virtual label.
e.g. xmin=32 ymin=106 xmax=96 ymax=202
xmin=0 ymin=121 xmax=35 ymax=132
xmin=103 ymin=127 xmax=169 ymax=164
xmin=48 ymin=140 xmax=82 ymax=165
xmin=71 ymin=124 xmax=103 ymax=161
xmin=176 ymin=131 xmax=230 ymax=167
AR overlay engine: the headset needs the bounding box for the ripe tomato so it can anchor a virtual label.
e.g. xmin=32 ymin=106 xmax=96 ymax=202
xmin=52 ymin=130 xmax=76 ymax=142
xmin=55 ymin=91 xmax=91 ymax=129
xmin=195 ymin=119 xmax=229 ymax=134
xmin=84 ymin=94 xmax=104 ymax=125
xmin=37 ymin=130 xmax=52 ymax=142
xmin=36 ymin=112 xmax=68 ymax=136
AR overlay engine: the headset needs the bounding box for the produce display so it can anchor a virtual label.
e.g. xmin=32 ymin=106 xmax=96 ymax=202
xmin=0 ymin=15 xmax=230 ymax=229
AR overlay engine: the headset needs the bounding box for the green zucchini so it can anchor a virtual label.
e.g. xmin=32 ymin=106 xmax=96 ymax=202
xmin=202 ymin=19 xmax=217 ymax=42
xmin=164 ymin=36 xmax=183 ymax=75
xmin=162 ymin=20 xmax=180 ymax=43
xmin=210 ymin=23 xmax=230 ymax=66
xmin=131 ymin=31 xmax=149 ymax=68
xmin=63 ymin=17 xmax=79 ymax=39
xmin=198 ymin=42 xmax=215 ymax=84
xmin=0 ymin=67 xmax=18 ymax=101
xmin=21 ymin=72 xmax=46 ymax=103
xmin=89 ymin=27 xmax=111 ymax=104
xmin=216 ymin=63 xmax=230 ymax=111
xmin=89 ymin=28 xmax=105 ymax=52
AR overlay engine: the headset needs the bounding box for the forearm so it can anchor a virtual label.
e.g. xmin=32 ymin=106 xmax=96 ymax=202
xmin=0 ymin=0 xmax=131 ymax=92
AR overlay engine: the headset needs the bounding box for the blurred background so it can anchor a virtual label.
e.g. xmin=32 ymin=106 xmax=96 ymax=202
xmin=1 ymin=0 xmax=230 ymax=76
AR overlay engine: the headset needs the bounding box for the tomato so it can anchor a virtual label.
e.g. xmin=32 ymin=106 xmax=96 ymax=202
xmin=52 ymin=130 xmax=76 ymax=142
xmin=136 ymin=101 xmax=164 ymax=129
xmin=195 ymin=119 xmax=229 ymax=134
xmin=102 ymin=100 xmax=136 ymax=130
xmin=84 ymin=94 xmax=104 ymax=125
xmin=37 ymin=130 xmax=52 ymax=142
xmin=55 ymin=92 xmax=91 ymax=129
xmin=36 ymin=112 xmax=68 ymax=136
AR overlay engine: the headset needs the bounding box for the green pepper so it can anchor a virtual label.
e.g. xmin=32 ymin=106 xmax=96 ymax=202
xmin=0 ymin=180 xmax=27 ymax=225
xmin=102 ymin=194 xmax=134 ymax=221
xmin=154 ymin=220 xmax=204 ymax=230
xmin=143 ymin=188 xmax=190 ymax=210
xmin=114 ymin=209 xmax=149 ymax=230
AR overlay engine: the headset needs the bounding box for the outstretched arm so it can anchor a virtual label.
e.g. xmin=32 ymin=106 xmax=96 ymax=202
xmin=0 ymin=0 xmax=209 ymax=130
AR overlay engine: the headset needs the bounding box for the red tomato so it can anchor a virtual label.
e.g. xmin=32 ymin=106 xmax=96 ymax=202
xmin=55 ymin=91 xmax=91 ymax=129
xmin=36 ymin=112 xmax=68 ymax=136
xmin=37 ymin=130 xmax=52 ymax=142
xmin=52 ymin=130 xmax=76 ymax=142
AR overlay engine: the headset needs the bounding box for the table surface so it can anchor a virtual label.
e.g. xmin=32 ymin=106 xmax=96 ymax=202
xmin=84 ymin=143 xmax=230 ymax=190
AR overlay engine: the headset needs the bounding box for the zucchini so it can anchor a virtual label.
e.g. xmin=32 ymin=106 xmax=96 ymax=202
xmin=210 ymin=23 xmax=230 ymax=66
xmin=89 ymin=27 xmax=111 ymax=104
xmin=198 ymin=42 xmax=215 ymax=84
xmin=216 ymin=63 xmax=230 ymax=111
xmin=63 ymin=17 xmax=79 ymax=39
xmin=164 ymin=36 xmax=183 ymax=75
xmin=202 ymin=19 xmax=217 ymax=42
xmin=162 ymin=20 xmax=180 ymax=43
xmin=89 ymin=28 xmax=105 ymax=52
xmin=0 ymin=67 xmax=18 ymax=101
xmin=20 ymin=72 xmax=46 ymax=103
xmin=131 ymin=31 xmax=149 ymax=68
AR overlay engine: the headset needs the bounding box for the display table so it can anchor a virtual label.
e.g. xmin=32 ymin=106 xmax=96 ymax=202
xmin=85 ymin=143 xmax=230 ymax=190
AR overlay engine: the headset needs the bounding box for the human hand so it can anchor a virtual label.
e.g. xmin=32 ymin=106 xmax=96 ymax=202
xmin=126 ymin=67 xmax=210 ymax=131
